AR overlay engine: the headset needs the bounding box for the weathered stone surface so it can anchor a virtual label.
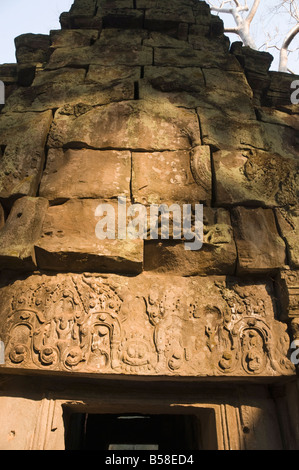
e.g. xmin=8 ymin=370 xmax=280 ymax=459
xmin=14 ymin=34 xmax=51 ymax=65
xmin=48 ymin=101 xmax=201 ymax=151
xmin=0 ymin=64 xmax=18 ymax=85
xmin=0 ymin=111 xmax=53 ymax=200
xmin=50 ymin=29 xmax=99 ymax=48
xmin=188 ymin=32 xmax=230 ymax=56
xmin=34 ymin=199 xmax=143 ymax=274
xmin=143 ymin=32 xmax=190 ymax=48
xmin=40 ymin=149 xmax=131 ymax=201
xmin=203 ymin=68 xmax=252 ymax=97
xmin=100 ymin=8 xmax=144 ymax=29
xmin=232 ymin=207 xmax=286 ymax=274
xmin=98 ymin=28 xmax=149 ymax=45
xmin=70 ymin=0 xmax=97 ymax=17
xmin=256 ymin=107 xmax=299 ymax=131
xmin=213 ymin=149 xmax=299 ymax=207
xmin=265 ymin=71 xmax=299 ymax=107
xmin=32 ymin=67 xmax=86 ymax=87
xmin=0 ymin=272 xmax=294 ymax=377
xmin=143 ymin=65 xmax=205 ymax=92
xmin=132 ymin=146 xmax=211 ymax=205
xmin=198 ymin=110 xmax=264 ymax=150
xmin=145 ymin=6 xmax=195 ymax=30
xmin=154 ymin=45 xmax=241 ymax=70
xmin=0 ymin=197 xmax=49 ymax=270
xmin=231 ymin=42 xmax=273 ymax=75
xmin=260 ymin=121 xmax=299 ymax=159
xmin=16 ymin=64 xmax=36 ymax=87
xmin=86 ymin=65 xmax=141 ymax=85
xmin=188 ymin=23 xmax=210 ymax=38
xmin=60 ymin=10 xmax=102 ymax=30
xmin=197 ymin=87 xmax=256 ymax=121
xmin=3 ymin=79 xmax=134 ymax=112
xmin=47 ymin=43 xmax=152 ymax=69
xmin=60 ymin=0 xmax=101 ymax=29
xmin=276 ymin=208 xmax=299 ymax=268
xmin=144 ymin=207 xmax=237 ymax=275
xmin=230 ymin=42 xmax=274 ymax=106
xmin=140 ymin=66 xmax=206 ymax=108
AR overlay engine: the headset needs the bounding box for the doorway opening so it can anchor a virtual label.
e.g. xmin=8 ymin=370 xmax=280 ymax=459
xmin=65 ymin=413 xmax=201 ymax=450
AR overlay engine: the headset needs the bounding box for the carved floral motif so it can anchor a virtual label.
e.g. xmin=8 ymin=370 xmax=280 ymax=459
xmin=0 ymin=273 xmax=295 ymax=377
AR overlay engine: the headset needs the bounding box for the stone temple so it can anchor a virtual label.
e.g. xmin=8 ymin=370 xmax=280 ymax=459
xmin=0 ymin=0 xmax=298 ymax=450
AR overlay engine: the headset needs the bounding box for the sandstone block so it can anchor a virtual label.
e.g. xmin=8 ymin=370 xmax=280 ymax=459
xmin=61 ymin=13 xmax=102 ymax=30
xmin=197 ymin=109 xmax=265 ymax=150
xmin=231 ymin=42 xmax=273 ymax=75
xmin=266 ymin=71 xmax=299 ymax=107
xmin=3 ymin=79 xmax=134 ymax=113
xmin=143 ymin=66 xmax=205 ymax=93
xmin=188 ymin=33 xmax=230 ymax=56
xmin=34 ymin=199 xmax=143 ymax=274
xmin=154 ymin=46 xmax=240 ymax=70
xmin=0 ymin=197 xmax=49 ymax=270
xmin=32 ymin=67 xmax=86 ymax=87
xmin=196 ymin=86 xmax=256 ymax=122
xmin=47 ymin=43 xmax=153 ymax=69
xmin=0 ymin=111 xmax=53 ymax=200
xmin=143 ymin=32 xmax=190 ymax=48
xmin=140 ymin=66 xmax=205 ymax=108
xmin=145 ymin=6 xmax=195 ymax=30
xmin=16 ymin=64 xmax=36 ymax=87
xmin=86 ymin=65 xmax=141 ymax=85
xmin=50 ymin=29 xmax=99 ymax=48
xmin=144 ymin=207 xmax=237 ymax=275
xmin=48 ymin=101 xmax=201 ymax=151
xmin=101 ymin=8 xmax=144 ymax=29
xmin=98 ymin=28 xmax=149 ymax=45
xmin=256 ymin=107 xmax=299 ymax=131
xmin=14 ymin=34 xmax=51 ymax=65
xmin=70 ymin=0 xmax=97 ymax=16
xmin=260 ymin=121 xmax=299 ymax=159
xmin=232 ymin=207 xmax=286 ymax=274
xmin=213 ymin=149 xmax=299 ymax=207
xmin=202 ymin=68 xmax=253 ymax=97
xmin=0 ymin=64 xmax=18 ymax=85
xmin=132 ymin=146 xmax=211 ymax=205
xmin=275 ymin=208 xmax=299 ymax=268
xmin=40 ymin=149 xmax=131 ymax=202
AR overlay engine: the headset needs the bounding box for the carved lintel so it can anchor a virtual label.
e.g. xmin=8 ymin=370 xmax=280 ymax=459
xmin=0 ymin=273 xmax=295 ymax=378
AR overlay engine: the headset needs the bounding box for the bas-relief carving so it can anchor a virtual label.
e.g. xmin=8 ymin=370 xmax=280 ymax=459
xmin=277 ymin=270 xmax=299 ymax=342
xmin=0 ymin=273 xmax=295 ymax=377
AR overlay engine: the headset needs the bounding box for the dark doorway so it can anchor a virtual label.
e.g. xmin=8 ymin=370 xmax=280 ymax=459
xmin=65 ymin=413 xmax=201 ymax=450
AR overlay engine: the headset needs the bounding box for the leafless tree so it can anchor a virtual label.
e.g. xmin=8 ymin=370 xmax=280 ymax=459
xmin=275 ymin=0 xmax=299 ymax=72
xmin=207 ymin=0 xmax=261 ymax=48
xmin=206 ymin=0 xmax=299 ymax=73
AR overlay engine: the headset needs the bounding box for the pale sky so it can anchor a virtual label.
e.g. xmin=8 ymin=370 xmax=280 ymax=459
xmin=0 ymin=0 xmax=73 ymax=63
xmin=0 ymin=0 xmax=298 ymax=74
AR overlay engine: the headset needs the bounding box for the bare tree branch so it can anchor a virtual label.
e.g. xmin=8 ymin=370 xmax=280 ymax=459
xmin=207 ymin=0 xmax=259 ymax=47
xmin=279 ymin=22 xmax=299 ymax=71
xmin=247 ymin=0 xmax=261 ymax=24
xmin=206 ymin=0 xmax=299 ymax=73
